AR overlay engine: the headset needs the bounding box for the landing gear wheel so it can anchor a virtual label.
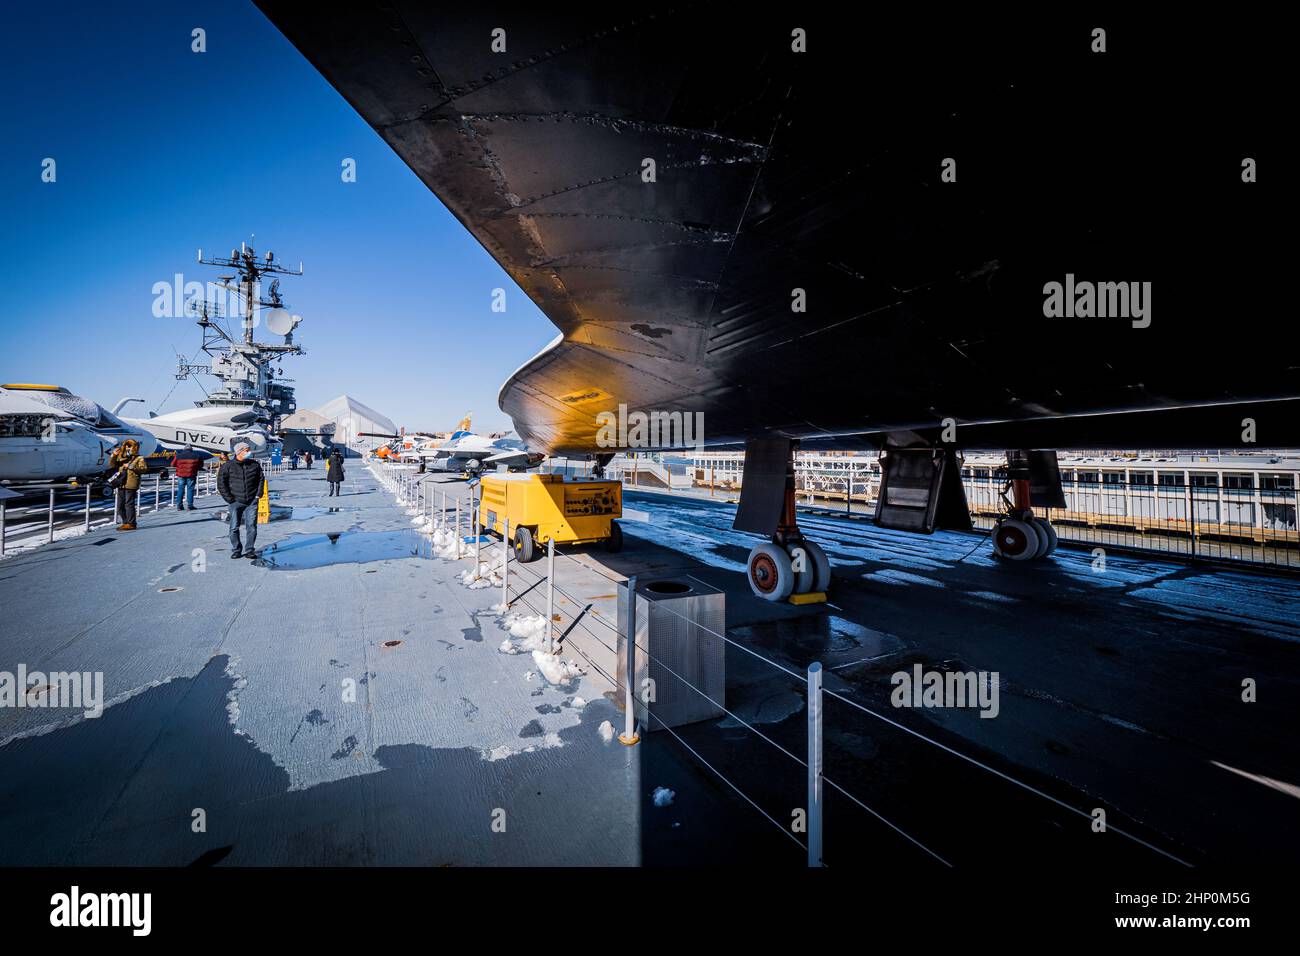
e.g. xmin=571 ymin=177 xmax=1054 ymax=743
xmin=604 ymin=521 xmax=623 ymax=553
xmin=513 ymin=526 xmax=537 ymax=563
xmin=786 ymin=542 xmax=816 ymax=594
xmin=801 ymin=540 xmax=832 ymax=593
xmin=1031 ymin=517 xmax=1058 ymax=557
xmin=747 ymin=543 xmax=795 ymax=601
xmin=994 ymin=517 xmax=1042 ymax=561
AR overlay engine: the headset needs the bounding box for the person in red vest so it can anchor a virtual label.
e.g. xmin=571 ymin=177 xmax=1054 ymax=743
xmin=173 ymin=443 xmax=213 ymax=511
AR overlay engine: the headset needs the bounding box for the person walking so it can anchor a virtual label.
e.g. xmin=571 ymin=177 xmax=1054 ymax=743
xmin=325 ymin=447 xmax=345 ymax=496
xmin=172 ymin=443 xmax=212 ymax=511
xmin=289 ymin=449 xmax=298 ymax=471
xmin=108 ymin=438 xmax=147 ymax=531
xmin=218 ymin=441 xmax=265 ymax=559
xmin=305 ymin=451 xmax=313 ymax=470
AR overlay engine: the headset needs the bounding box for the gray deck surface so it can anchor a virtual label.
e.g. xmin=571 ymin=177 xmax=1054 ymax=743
xmin=1 ymin=464 xmax=1298 ymax=868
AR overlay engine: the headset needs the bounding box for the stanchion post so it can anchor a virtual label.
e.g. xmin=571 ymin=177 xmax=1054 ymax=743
xmin=84 ymin=484 xmax=91 ymax=532
xmin=807 ymin=661 xmax=824 ymax=867
xmin=47 ymin=488 xmax=56 ymax=544
xmin=473 ymin=506 xmax=481 ymax=576
xmin=0 ymin=501 xmax=6 ymax=555
xmin=154 ymin=473 xmax=160 ymax=513
xmin=440 ymin=490 xmax=446 ymax=531
xmin=501 ymin=517 xmax=510 ymax=609
xmin=546 ymin=536 xmax=556 ymax=654
xmin=619 ymin=575 xmax=640 ymax=745
xmin=455 ymin=497 xmax=462 ymax=558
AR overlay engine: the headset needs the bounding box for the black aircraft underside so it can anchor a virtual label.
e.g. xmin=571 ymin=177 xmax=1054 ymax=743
xmin=256 ymin=6 xmax=1290 ymax=454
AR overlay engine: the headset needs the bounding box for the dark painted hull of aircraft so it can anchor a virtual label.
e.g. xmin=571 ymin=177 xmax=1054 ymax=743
xmin=256 ymin=5 xmax=1290 ymax=453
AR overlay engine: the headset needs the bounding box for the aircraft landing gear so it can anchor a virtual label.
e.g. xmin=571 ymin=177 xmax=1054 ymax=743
xmin=992 ymin=452 xmax=1058 ymax=561
xmin=743 ymin=449 xmax=831 ymax=601
xmin=746 ymin=536 xmax=831 ymax=601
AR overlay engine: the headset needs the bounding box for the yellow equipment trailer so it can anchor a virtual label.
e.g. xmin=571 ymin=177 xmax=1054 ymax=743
xmin=477 ymin=473 xmax=622 ymax=562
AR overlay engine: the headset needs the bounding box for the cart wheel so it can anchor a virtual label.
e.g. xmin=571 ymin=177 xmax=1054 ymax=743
xmin=514 ymin=526 xmax=536 ymax=563
xmin=604 ymin=521 xmax=624 ymax=553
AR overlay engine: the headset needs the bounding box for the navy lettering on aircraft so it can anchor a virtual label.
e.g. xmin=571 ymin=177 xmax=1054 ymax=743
xmin=174 ymin=429 xmax=223 ymax=445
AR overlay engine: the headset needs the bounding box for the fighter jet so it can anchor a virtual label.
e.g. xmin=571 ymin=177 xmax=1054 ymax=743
xmin=360 ymin=427 xmax=543 ymax=475
xmin=426 ymin=430 xmax=545 ymax=475
xmin=0 ymin=384 xmax=160 ymax=484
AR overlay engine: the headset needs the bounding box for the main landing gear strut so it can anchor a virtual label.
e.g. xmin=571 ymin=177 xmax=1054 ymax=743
xmin=992 ymin=451 xmax=1058 ymax=561
xmin=745 ymin=454 xmax=831 ymax=601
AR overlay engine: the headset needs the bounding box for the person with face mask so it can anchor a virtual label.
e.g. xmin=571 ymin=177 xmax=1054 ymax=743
xmin=217 ymin=441 xmax=265 ymax=559
xmin=108 ymin=438 xmax=148 ymax=531
xmin=325 ymin=447 xmax=345 ymax=496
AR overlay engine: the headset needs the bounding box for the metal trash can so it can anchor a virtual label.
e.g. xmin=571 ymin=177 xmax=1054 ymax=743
xmin=618 ymin=576 xmax=725 ymax=730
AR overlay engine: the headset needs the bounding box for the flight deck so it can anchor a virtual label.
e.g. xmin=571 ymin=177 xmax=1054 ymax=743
xmin=0 ymin=463 xmax=1297 ymax=868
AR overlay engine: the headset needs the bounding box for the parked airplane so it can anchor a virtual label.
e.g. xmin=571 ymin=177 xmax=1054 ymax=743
xmin=360 ymin=426 xmax=543 ymax=475
xmin=427 ymin=431 xmax=544 ymax=475
xmin=117 ymin=399 xmax=278 ymax=457
xmin=258 ymin=7 xmax=1292 ymax=599
xmin=0 ymin=384 xmax=160 ymax=484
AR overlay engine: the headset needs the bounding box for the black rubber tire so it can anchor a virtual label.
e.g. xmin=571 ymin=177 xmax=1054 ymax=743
xmin=514 ymin=525 xmax=537 ymax=563
xmin=604 ymin=521 xmax=624 ymax=553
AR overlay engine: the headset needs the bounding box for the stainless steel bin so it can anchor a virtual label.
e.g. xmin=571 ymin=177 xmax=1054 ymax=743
xmin=617 ymin=576 xmax=725 ymax=730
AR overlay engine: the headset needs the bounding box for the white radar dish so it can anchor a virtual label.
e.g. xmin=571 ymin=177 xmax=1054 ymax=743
xmin=265 ymin=308 xmax=293 ymax=336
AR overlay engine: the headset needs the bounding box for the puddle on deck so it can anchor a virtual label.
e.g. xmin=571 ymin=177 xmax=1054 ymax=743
xmin=286 ymin=506 xmax=353 ymax=520
xmin=255 ymin=530 xmax=436 ymax=569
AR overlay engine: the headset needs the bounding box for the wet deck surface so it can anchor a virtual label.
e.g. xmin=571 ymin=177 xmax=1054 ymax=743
xmin=1 ymin=466 xmax=1297 ymax=867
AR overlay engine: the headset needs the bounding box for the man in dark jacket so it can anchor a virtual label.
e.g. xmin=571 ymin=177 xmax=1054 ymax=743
xmin=218 ymin=441 xmax=264 ymax=559
xmin=325 ymin=448 xmax=345 ymax=496
xmin=172 ymin=443 xmax=212 ymax=511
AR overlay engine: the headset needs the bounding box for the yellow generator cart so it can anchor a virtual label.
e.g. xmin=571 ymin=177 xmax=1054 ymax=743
xmin=478 ymin=473 xmax=622 ymax=563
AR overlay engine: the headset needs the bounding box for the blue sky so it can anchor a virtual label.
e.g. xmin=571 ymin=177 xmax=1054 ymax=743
xmin=0 ymin=0 xmax=556 ymax=434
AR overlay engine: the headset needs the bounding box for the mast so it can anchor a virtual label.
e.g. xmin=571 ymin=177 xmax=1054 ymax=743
xmin=175 ymin=238 xmax=308 ymax=430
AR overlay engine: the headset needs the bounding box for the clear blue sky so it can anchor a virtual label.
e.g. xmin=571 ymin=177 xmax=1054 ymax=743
xmin=0 ymin=0 xmax=556 ymax=435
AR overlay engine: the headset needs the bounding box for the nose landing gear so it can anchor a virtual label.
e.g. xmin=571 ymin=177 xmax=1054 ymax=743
xmin=743 ymin=456 xmax=832 ymax=601
xmin=992 ymin=452 xmax=1058 ymax=561
xmin=746 ymin=536 xmax=832 ymax=601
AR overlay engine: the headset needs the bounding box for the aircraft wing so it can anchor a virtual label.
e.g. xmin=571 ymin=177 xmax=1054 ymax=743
xmin=483 ymin=450 xmax=529 ymax=465
xmin=256 ymin=6 xmax=1291 ymax=453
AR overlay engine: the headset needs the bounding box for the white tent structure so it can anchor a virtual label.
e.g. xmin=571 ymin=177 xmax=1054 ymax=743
xmin=314 ymin=395 xmax=397 ymax=456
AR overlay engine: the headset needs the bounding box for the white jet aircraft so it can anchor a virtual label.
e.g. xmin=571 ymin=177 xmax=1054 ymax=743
xmin=0 ymin=384 xmax=160 ymax=483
